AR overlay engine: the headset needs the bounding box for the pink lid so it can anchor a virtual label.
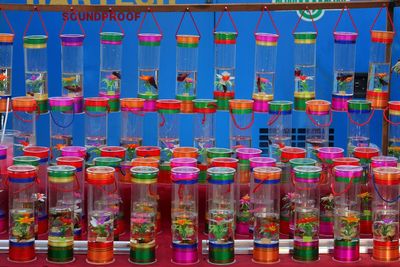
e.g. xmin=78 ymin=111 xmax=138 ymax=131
xmin=61 ymin=146 xmax=87 ymax=158
xmin=255 ymin=32 xmax=279 ymax=42
xmin=250 ymin=157 xmax=276 ymax=168
xmin=236 ymin=148 xmax=262 ymax=160
xmin=171 ymin=166 xmax=199 ymax=183
xmin=317 ymin=147 xmax=344 ymax=160
xmin=138 ymin=33 xmax=162 ymax=42
xmin=170 ymin=157 xmax=197 ymax=168
xmin=371 ymin=156 xmax=398 ymax=168
xmin=333 ymin=32 xmax=358 ymax=41
xmin=49 ymin=96 xmax=74 ymax=107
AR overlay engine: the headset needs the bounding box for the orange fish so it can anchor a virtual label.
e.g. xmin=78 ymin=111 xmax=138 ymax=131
xmin=375 ymin=73 xmax=387 ymax=78
xmin=19 ymin=141 xmax=29 ymax=147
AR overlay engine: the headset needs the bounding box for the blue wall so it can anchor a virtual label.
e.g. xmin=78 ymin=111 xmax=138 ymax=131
xmin=1 ymin=0 xmax=399 ymax=153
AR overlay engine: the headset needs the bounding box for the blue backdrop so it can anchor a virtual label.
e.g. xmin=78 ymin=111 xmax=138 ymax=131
xmin=1 ymin=0 xmax=399 ymax=153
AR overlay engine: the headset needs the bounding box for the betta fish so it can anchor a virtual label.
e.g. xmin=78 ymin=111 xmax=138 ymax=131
xmin=376 ymin=73 xmax=389 ymax=86
xmin=294 ymin=68 xmax=302 ymax=77
xmin=140 ymin=76 xmax=158 ymax=90
xmin=64 ymin=85 xmax=82 ymax=93
xmin=337 ymin=73 xmax=353 ymax=83
xmin=112 ymin=71 xmax=121 ymax=80
xmin=177 ymin=73 xmax=189 ymax=82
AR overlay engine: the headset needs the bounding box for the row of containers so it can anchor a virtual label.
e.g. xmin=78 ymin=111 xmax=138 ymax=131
xmin=3 ymin=143 xmax=400 ymax=264
xmin=0 ymin=6 xmax=396 ymax=114
xmin=7 ymin=95 xmax=400 ymax=169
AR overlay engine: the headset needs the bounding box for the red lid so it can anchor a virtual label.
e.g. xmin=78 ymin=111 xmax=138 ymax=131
xmin=23 ymin=146 xmax=50 ymax=160
xmin=353 ymin=147 xmax=380 ymax=159
xmin=136 ymin=146 xmax=161 ymax=157
xmin=211 ymin=157 xmax=238 ymax=169
xmin=280 ymin=147 xmax=306 ymax=163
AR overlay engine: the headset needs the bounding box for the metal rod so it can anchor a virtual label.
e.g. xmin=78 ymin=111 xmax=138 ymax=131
xmin=0 ymin=1 xmax=398 ymax=13
xmin=382 ymin=2 xmax=395 ymax=155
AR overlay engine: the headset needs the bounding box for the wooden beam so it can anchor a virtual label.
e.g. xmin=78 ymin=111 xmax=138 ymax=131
xmin=0 ymin=1 xmax=398 ymax=13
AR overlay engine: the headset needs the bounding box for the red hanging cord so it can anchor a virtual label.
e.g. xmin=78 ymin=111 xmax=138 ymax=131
xmin=230 ymin=109 xmax=255 ymax=130
xmin=331 ymin=178 xmax=354 ymax=196
xmin=59 ymin=6 xmax=85 ymax=37
xmin=254 ymin=6 xmax=279 ymax=36
xmin=370 ymin=4 xmax=396 ymax=34
xmin=333 ymin=6 xmax=358 ymax=34
xmin=23 ymin=6 xmax=48 ymax=37
xmin=383 ymin=107 xmax=400 ymax=125
xmin=159 ymin=113 xmax=166 ymax=127
xmin=306 ymin=107 xmax=333 ymax=128
xmin=267 ymin=110 xmax=281 ymax=126
xmin=175 ymin=8 xmax=201 ymax=39
xmin=292 ymin=7 xmax=318 ymax=36
xmin=99 ymin=8 xmax=125 ymax=35
xmin=347 ymin=109 xmax=375 ymax=127
xmin=214 ymin=6 xmax=238 ymax=35
xmin=0 ymin=8 xmax=14 ymax=34
xmin=137 ymin=7 xmax=163 ymax=36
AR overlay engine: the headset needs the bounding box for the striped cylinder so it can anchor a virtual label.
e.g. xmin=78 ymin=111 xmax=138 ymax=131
xmin=130 ymin=242 xmax=156 ymax=264
xmin=293 ymin=32 xmax=317 ymax=44
xmin=373 ymin=240 xmax=399 ymax=262
xmin=347 ymin=99 xmax=371 ymax=114
xmin=207 ymin=148 xmax=233 ymax=165
xmin=136 ymin=146 xmax=161 ymax=160
xmin=132 ymin=157 xmax=159 ymax=168
xmin=24 ymin=35 xmax=47 ymax=49
xmin=87 ymin=241 xmax=114 ymax=264
xmin=249 ymin=157 xmax=276 ymax=169
xmin=333 ymin=240 xmax=359 ymax=262
xmin=100 ymin=32 xmax=123 ymax=45
xmin=61 ymin=146 xmax=87 ymax=158
xmin=293 ymin=240 xmax=319 ymax=262
xmin=371 ymin=156 xmax=398 ymax=168
xmin=172 ymin=147 xmax=198 ymax=159
xmin=172 ymin=243 xmax=198 ymax=264
xmin=208 ymin=242 xmax=235 ymax=265
xmin=253 ymin=242 xmax=279 ymax=264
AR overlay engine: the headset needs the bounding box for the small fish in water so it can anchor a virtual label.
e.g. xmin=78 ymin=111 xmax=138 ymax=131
xmin=0 ymin=69 xmax=6 ymax=73
xmin=64 ymin=85 xmax=82 ymax=93
xmin=337 ymin=73 xmax=353 ymax=83
xmin=112 ymin=71 xmax=121 ymax=79
xmin=376 ymin=73 xmax=389 ymax=86
xmin=233 ymin=145 xmax=245 ymax=150
xmin=177 ymin=73 xmax=189 ymax=82
xmin=19 ymin=141 xmax=29 ymax=147
xmin=140 ymin=75 xmax=158 ymax=90
xmin=26 ymin=92 xmax=34 ymax=97
xmin=294 ymin=68 xmax=301 ymax=77
xmin=256 ymin=76 xmax=269 ymax=92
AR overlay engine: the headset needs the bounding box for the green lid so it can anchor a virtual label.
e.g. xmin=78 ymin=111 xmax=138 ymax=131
xmin=347 ymin=100 xmax=371 ymax=111
xmin=269 ymin=101 xmax=293 ymax=112
xmin=13 ymin=156 xmax=40 ymax=166
xmin=289 ymin=158 xmax=317 ymax=167
xmin=93 ymin=157 xmax=122 ymax=167
xmin=193 ymin=99 xmax=217 ymax=109
xmin=23 ymin=35 xmax=48 ymax=45
xmin=100 ymin=32 xmax=124 ymax=42
xmin=48 ymin=165 xmax=76 ymax=177
xmin=293 ymin=32 xmax=317 ymax=40
xmin=207 ymin=147 xmax=233 ymax=158
xmin=214 ymin=32 xmax=237 ymax=40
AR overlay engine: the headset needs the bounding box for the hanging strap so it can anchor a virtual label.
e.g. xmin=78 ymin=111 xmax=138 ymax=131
xmin=99 ymin=7 xmax=125 ymax=35
xmin=59 ymin=6 xmax=85 ymax=37
xmin=333 ymin=6 xmax=358 ymax=34
xmin=0 ymin=8 xmax=14 ymax=34
xmin=383 ymin=107 xmax=400 ymax=125
xmin=214 ymin=6 xmax=239 ymax=35
xmin=175 ymin=8 xmax=201 ymax=38
xmin=330 ymin=178 xmax=354 ymax=196
xmin=372 ymin=174 xmax=400 ymax=203
xmin=370 ymin=4 xmax=396 ymax=34
xmin=23 ymin=6 xmax=48 ymax=37
xmin=347 ymin=109 xmax=375 ymax=127
xmin=50 ymin=109 xmax=75 ymax=128
xmin=137 ymin=7 xmax=163 ymax=36
xmin=268 ymin=110 xmax=281 ymax=126
xmin=306 ymin=107 xmax=333 ymax=127
xmin=254 ymin=6 xmax=279 ymax=36
xmin=292 ymin=7 xmax=318 ymax=36
xmin=229 ymin=109 xmax=255 ymax=130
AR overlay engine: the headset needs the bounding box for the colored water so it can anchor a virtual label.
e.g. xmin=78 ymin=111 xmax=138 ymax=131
xmin=62 ymin=72 xmax=83 ymax=97
xmin=25 ymin=71 xmax=47 ymax=95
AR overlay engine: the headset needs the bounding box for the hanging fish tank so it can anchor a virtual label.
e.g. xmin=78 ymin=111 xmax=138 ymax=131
xmin=0 ymin=33 xmax=13 ymax=112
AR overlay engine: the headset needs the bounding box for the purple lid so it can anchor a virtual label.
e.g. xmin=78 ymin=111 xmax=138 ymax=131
xmin=236 ymin=148 xmax=262 ymax=160
xmin=0 ymin=145 xmax=7 ymax=157
xmin=60 ymin=34 xmax=85 ymax=46
xmin=250 ymin=157 xmax=276 ymax=168
xmin=170 ymin=157 xmax=197 ymax=168
xmin=61 ymin=146 xmax=87 ymax=158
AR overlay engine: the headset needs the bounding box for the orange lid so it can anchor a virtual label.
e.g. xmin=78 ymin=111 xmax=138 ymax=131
xmin=12 ymin=96 xmax=37 ymax=112
xmin=121 ymin=98 xmax=145 ymax=110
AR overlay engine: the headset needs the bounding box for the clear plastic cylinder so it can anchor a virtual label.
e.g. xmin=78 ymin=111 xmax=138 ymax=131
xmin=207 ymin=167 xmax=236 ymax=264
xmin=235 ymin=148 xmax=262 ymax=235
xmin=93 ymin=156 xmax=123 ymax=241
xmin=372 ymin=167 xmax=400 ymax=262
xmin=193 ymin=99 xmax=217 ymax=183
xmin=305 ymin=100 xmax=331 ymax=158
xmin=24 ymin=35 xmax=48 ymax=114
xmin=293 ymin=32 xmax=317 ymax=111
xmin=332 ymin=32 xmax=358 ymax=111
xmin=268 ymin=101 xmax=293 ymax=160
xmin=120 ymin=98 xmax=145 ymax=161
xmin=251 ymin=166 xmax=281 ymax=264
xmin=47 ymin=165 xmax=75 ymax=263
xmin=23 ymin=146 xmax=49 ymax=235
xmin=1 ymin=130 xmax=18 ymax=166
xmin=347 ymin=100 xmax=372 ymax=155
xmin=252 ymin=33 xmax=278 ymax=112
xmin=171 ymin=166 xmax=199 ymax=264
xmin=332 ymin=165 xmax=362 ymax=262
xmin=12 ymin=96 xmax=36 ymax=157
xmin=136 ymin=146 xmax=161 ymax=160
xmin=157 ymin=100 xmax=181 ymax=162
xmin=99 ymin=32 xmax=123 ymax=112
xmin=387 ymin=101 xmax=400 ymax=159
xmin=8 ymin=165 xmax=37 ymax=263
xmin=366 ymin=31 xmax=394 ymax=109
xmin=213 ymin=32 xmax=237 ymax=111
xmin=176 ymin=35 xmax=199 ymax=113
xmin=0 ymin=145 xmax=6 ymax=233
xmin=84 ymin=97 xmax=108 ymax=164
xmin=130 ymin=166 xmax=158 ymax=264
xmin=86 ymin=166 xmax=115 ymax=264
xmin=138 ymin=33 xmax=162 ymax=112
xmin=292 ymin=166 xmax=321 ymax=262
xmin=49 ymin=97 xmax=74 ymax=164
xmin=0 ymin=33 xmax=14 ymax=112
xmin=229 ymin=99 xmax=254 ymax=149
xmin=56 ymin=156 xmax=85 ymax=240
xmin=353 ymin=147 xmax=380 ymax=236
xmin=60 ymin=34 xmax=84 ymax=113
xmin=317 ymin=147 xmax=344 ymax=237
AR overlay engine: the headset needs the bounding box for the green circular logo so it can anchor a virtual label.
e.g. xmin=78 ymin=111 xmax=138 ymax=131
xmin=296 ymin=9 xmax=325 ymax=21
